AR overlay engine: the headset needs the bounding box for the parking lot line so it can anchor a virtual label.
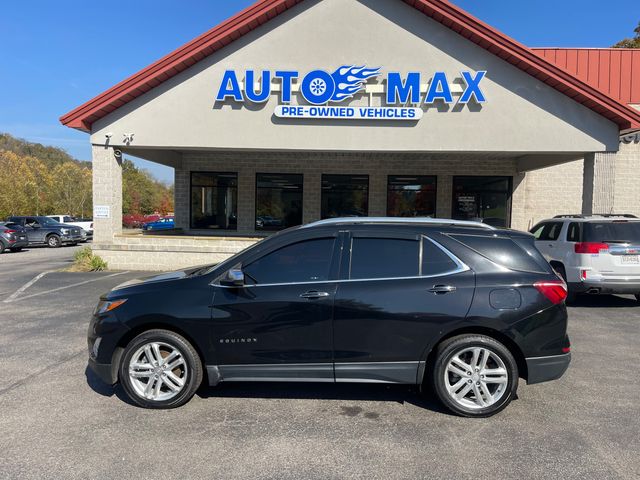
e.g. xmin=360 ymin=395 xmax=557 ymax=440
xmin=2 ymin=270 xmax=55 ymax=303
xmin=3 ymin=271 xmax=130 ymax=304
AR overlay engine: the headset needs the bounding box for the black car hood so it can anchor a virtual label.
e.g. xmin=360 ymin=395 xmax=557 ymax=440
xmin=111 ymin=265 xmax=212 ymax=291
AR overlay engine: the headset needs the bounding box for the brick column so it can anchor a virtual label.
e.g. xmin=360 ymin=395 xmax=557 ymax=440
xmin=92 ymin=145 xmax=122 ymax=244
xmin=436 ymin=175 xmax=452 ymax=218
xmin=583 ymin=152 xmax=616 ymax=215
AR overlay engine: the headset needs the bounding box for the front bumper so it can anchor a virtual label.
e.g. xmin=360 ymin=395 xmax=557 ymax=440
xmin=62 ymin=234 xmax=84 ymax=244
xmin=526 ymin=353 xmax=571 ymax=385
xmin=88 ymin=357 xmax=117 ymax=385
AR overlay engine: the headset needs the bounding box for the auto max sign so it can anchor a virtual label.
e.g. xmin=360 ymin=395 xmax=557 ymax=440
xmin=215 ymin=66 xmax=487 ymax=121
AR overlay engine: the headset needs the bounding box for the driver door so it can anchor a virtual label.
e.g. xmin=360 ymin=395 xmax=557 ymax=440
xmin=211 ymin=233 xmax=342 ymax=382
xmin=24 ymin=217 xmax=44 ymax=243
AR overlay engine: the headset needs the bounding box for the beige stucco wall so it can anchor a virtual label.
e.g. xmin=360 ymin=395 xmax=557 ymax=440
xmin=90 ymin=0 xmax=619 ymax=154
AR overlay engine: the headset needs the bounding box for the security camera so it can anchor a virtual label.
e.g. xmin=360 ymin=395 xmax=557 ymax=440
xmin=113 ymin=149 xmax=123 ymax=158
xmin=105 ymin=132 xmax=113 ymax=139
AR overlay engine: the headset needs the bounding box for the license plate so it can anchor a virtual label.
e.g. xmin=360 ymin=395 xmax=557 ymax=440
xmin=19 ymin=236 xmax=26 ymax=240
xmin=621 ymin=255 xmax=639 ymax=264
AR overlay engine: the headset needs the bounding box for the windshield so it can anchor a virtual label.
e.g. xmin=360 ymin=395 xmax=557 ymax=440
xmin=583 ymin=222 xmax=640 ymax=243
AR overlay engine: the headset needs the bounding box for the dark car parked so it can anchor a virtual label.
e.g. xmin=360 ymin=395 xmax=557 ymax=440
xmin=88 ymin=218 xmax=570 ymax=417
xmin=7 ymin=216 xmax=83 ymax=248
xmin=0 ymin=222 xmax=28 ymax=253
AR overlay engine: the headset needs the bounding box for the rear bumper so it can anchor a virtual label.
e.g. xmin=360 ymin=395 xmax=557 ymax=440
xmin=570 ymin=280 xmax=640 ymax=295
xmin=526 ymin=353 xmax=571 ymax=385
xmin=6 ymin=239 xmax=28 ymax=249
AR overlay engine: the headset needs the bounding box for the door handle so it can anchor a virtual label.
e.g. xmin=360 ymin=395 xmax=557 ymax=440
xmin=428 ymin=285 xmax=457 ymax=295
xmin=300 ymin=290 xmax=330 ymax=299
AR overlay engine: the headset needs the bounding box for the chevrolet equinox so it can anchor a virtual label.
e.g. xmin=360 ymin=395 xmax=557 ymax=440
xmin=88 ymin=218 xmax=571 ymax=417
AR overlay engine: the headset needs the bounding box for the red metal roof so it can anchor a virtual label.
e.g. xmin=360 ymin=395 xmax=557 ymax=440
xmin=60 ymin=0 xmax=640 ymax=133
xmin=533 ymin=48 xmax=640 ymax=106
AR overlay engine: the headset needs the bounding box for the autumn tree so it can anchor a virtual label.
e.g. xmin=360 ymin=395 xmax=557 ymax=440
xmin=613 ymin=21 xmax=640 ymax=48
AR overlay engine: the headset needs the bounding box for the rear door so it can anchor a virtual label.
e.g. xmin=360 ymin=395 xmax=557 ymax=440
xmin=531 ymin=221 xmax=563 ymax=261
xmin=333 ymin=231 xmax=475 ymax=384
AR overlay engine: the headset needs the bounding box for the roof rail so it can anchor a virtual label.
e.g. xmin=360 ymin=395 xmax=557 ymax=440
xmin=302 ymin=217 xmax=495 ymax=229
xmin=553 ymin=214 xmax=638 ymax=219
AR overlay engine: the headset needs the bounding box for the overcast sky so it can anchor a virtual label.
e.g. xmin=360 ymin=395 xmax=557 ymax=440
xmin=1 ymin=0 xmax=637 ymax=184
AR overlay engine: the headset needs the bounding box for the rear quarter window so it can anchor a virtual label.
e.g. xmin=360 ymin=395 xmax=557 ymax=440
xmin=449 ymin=234 xmax=551 ymax=273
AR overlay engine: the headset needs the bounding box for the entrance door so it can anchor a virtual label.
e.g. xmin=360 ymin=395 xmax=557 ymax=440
xmin=211 ymin=235 xmax=340 ymax=381
xmin=452 ymin=176 xmax=512 ymax=228
xmin=333 ymin=231 xmax=475 ymax=384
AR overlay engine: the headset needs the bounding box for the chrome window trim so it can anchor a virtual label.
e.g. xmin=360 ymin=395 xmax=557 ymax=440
xmin=216 ymin=235 xmax=469 ymax=289
xmin=302 ymin=217 xmax=494 ymax=229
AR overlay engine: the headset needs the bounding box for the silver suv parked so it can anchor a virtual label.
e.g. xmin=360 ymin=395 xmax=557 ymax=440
xmin=530 ymin=215 xmax=640 ymax=302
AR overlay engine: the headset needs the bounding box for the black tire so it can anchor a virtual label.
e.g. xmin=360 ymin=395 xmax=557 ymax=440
xmin=635 ymin=294 xmax=640 ymax=303
xmin=429 ymin=334 xmax=519 ymax=418
xmin=554 ymin=265 xmax=576 ymax=304
xmin=119 ymin=329 xmax=203 ymax=409
xmin=0 ymin=242 xmax=5 ymax=254
xmin=10 ymin=247 xmax=23 ymax=252
xmin=46 ymin=234 xmax=61 ymax=248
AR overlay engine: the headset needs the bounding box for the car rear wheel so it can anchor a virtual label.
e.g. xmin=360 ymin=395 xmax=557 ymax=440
xmin=119 ymin=329 xmax=203 ymax=409
xmin=430 ymin=334 xmax=518 ymax=417
xmin=10 ymin=247 xmax=23 ymax=252
xmin=46 ymin=234 xmax=61 ymax=248
xmin=635 ymin=294 xmax=640 ymax=303
xmin=0 ymin=242 xmax=5 ymax=254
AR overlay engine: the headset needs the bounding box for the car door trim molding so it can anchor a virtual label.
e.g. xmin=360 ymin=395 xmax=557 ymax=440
xmin=208 ymin=361 xmax=422 ymax=386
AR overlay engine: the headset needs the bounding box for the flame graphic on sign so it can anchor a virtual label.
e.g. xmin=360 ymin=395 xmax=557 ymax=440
xmin=330 ymin=65 xmax=381 ymax=102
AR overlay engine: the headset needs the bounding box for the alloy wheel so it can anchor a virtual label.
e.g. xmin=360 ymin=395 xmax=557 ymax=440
xmin=128 ymin=341 xmax=188 ymax=402
xmin=443 ymin=347 xmax=509 ymax=410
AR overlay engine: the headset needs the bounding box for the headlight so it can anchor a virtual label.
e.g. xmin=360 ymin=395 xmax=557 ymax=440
xmin=95 ymin=298 xmax=127 ymax=315
xmin=61 ymin=228 xmax=70 ymax=234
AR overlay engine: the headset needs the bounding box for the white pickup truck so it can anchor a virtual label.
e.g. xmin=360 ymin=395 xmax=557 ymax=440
xmin=47 ymin=215 xmax=93 ymax=241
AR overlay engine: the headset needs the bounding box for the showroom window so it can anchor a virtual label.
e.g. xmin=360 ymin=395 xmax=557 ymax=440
xmin=190 ymin=172 xmax=238 ymax=230
xmin=255 ymin=174 xmax=303 ymax=231
xmin=387 ymin=175 xmax=437 ymax=217
xmin=451 ymin=176 xmax=512 ymax=228
xmin=321 ymin=174 xmax=369 ymax=219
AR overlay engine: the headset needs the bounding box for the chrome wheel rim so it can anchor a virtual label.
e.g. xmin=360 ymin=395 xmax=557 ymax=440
xmin=444 ymin=347 xmax=509 ymax=410
xmin=128 ymin=341 xmax=188 ymax=402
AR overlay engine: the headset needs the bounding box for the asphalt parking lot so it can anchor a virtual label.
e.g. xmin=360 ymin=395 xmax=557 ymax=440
xmin=1 ymin=247 xmax=639 ymax=479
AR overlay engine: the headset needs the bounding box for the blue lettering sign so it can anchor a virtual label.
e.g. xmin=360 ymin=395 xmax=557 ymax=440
xmin=425 ymin=72 xmax=453 ymax=104
xmin=459 ymin=70 xmax=487 ymax=104
xmin=274 ymin=70 xmax=298 ymax=103
xmin=216 ymin=70 xmax=244 ymax=102
xmin=245 ymin=70 xmax=271 ymax=103
xmin=387 ymin=72 xmax=421 ymax=104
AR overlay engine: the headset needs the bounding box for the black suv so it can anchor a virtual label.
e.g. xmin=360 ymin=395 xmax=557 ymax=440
xmin=7 ymin=216 xmax=83 ymax=247
xmin=88 ymin=218 xmax=570 ymax=417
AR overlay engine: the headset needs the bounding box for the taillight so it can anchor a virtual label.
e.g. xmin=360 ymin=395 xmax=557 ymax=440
xmin=574 ymin=242 xmax=609 ymax=254
xmin=534 ymin=280 xmax=568 ymax=305
xmin=4 ymin=229 xmax=17 ymax=234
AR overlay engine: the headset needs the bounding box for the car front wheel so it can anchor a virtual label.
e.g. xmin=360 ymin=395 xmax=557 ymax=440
xmin=119 ymin=329 xmax=203 ymax=409
xmin=430 ymin=334 xmax=518 ymax=417
xmin=47 ymin=234 xmax=61 ymax=248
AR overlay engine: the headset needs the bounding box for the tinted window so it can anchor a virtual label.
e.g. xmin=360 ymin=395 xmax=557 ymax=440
xmin=387 ymin=176 xmax=437 ymax=218
xmin=452 ymin=176 xmax=511 ymax=227
xmin=583 ymin=222 xmax=640 ymax=243
xmin=421 ymin=237 xmax=458 ymax=275
xmin=191 ymin=172 xmax=238 ymax=230
xmin=244 ymin=238 xmax=335 ymax=285
xmin=532 ymin=222 xmax=562 ymax=241
xmin=255 ymin=174 xmax=303 ymax=231
xmin=451 ymin=234 xmax=549 ymax=273
xmin=350 ymin=238 xmax=419 ymax=279
xmin=567 ymin=223 xmax=581 ymax=242
xmin=321 ymin=175 xmax=369 ymax=219
xmin=64 ymin=216 xmax=73 ymax=223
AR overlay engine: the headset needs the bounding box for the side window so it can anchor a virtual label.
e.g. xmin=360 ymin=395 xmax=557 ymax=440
xmin=243 ymin=238 xmax=335 ymax=285
xmin=530 ymin=223 xmax=547 ymax=239
xmin=63 ymin=216 xmax=73 ymax=223
xmin=567 ymin=223 xmax=581 ymax=242
xmin=26 ymin=217 xmax=38 ymax=226
xmin=350 ymin=238 xmax=419 ymax=280
xmin=538 ymin=222 xmax=562 ymax=241
xmin=421 ymin=237 xmax=459 ymax=276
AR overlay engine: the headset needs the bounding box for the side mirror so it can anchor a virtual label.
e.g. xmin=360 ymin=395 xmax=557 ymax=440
xmin=220 ymin=268 xmax=245 ymax=287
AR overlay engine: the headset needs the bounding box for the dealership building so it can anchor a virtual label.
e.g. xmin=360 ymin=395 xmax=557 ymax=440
xmin=60 ymin=0 xmax=640 ymax=271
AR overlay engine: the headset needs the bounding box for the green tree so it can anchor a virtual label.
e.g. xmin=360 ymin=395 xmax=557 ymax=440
xmin=612 ymin=21 xmax=640 ymax=48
